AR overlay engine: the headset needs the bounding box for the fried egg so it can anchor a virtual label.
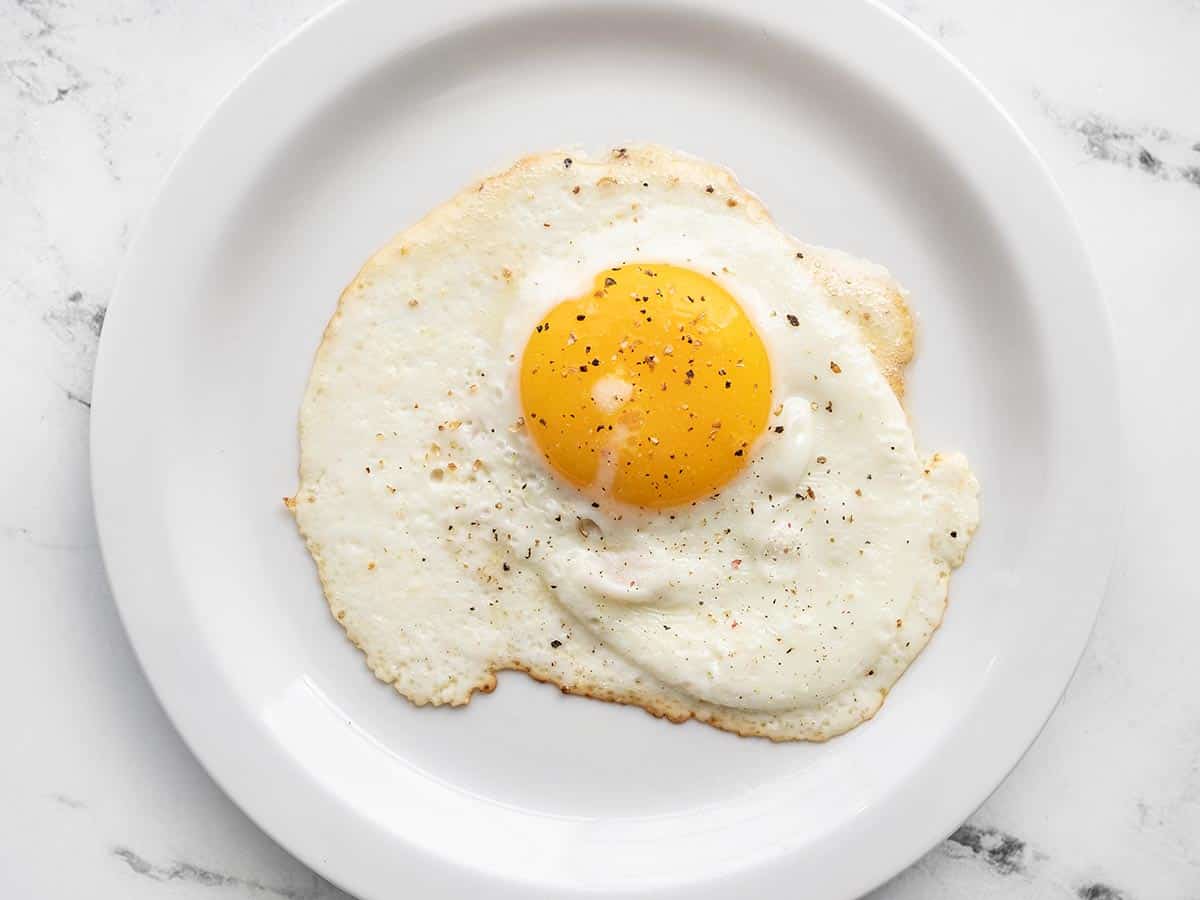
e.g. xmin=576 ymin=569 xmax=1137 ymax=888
xmin=290 ymin=145 xmax=979 ymax=740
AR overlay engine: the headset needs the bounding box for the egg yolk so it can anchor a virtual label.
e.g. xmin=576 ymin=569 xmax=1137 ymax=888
xmin=519 ymin=264 xmax=772 ymax=509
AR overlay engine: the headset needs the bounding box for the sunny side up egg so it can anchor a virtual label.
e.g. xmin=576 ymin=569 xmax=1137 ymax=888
xmin=291 ymin=146 xmax=980 ymax=741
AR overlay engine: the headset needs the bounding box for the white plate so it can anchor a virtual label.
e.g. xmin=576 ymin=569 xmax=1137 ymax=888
xmin=91 ymin=1 xmax=1118 ymax=897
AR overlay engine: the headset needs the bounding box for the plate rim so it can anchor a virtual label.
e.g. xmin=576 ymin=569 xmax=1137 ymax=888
xmin=90 ymin=1 xmax=1120 ymax=897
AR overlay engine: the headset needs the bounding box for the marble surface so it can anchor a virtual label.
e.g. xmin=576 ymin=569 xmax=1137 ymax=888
xmin=2 ymin=0 xmax=1198 ymax=897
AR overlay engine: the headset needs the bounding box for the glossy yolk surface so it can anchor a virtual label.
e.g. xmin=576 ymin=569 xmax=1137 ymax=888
xmin=519 ymin=264 xmax=772 ymax=509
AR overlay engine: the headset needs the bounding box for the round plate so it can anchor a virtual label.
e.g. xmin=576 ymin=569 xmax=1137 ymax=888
xmin=91 ymin=1 xmax=1118 ymax=897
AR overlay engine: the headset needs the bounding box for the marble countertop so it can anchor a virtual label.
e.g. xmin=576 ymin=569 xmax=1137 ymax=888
xmin=2 ymin=1 xmax=1197 ymax=897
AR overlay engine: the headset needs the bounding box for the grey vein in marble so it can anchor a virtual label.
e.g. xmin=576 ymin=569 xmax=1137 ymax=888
xmin=112 ymin=847 xmax=350 ymax=900
xmin=64 ymin=387 xmax=91 ymax=409
xmin=1038 ymin=92 xmax=1200 ymax=189
xmin=945 ymin=824 xmax=1031 ymax=876
xmin=6 ymin=1 xmax=90 ymax=106
xmin=892 ymin=822 xmax=1146 ymax=900
xmin=42 ymin=290 xmax=105 ymax=407
xmin=44 ymin=290 xmax=106 ymax=343
xmin=1077 ymin=883 xmax=1132 ymax=900
xmin=4 ymin=0 xmax=129 ymax=182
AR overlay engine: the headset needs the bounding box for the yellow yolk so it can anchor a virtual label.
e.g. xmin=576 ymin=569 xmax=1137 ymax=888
xmin=519 ymin=264 xmax=772 ymax=509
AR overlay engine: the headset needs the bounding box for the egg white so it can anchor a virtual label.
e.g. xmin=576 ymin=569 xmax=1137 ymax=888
xmin=292 ymin=146 xmax=978 ymax=740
